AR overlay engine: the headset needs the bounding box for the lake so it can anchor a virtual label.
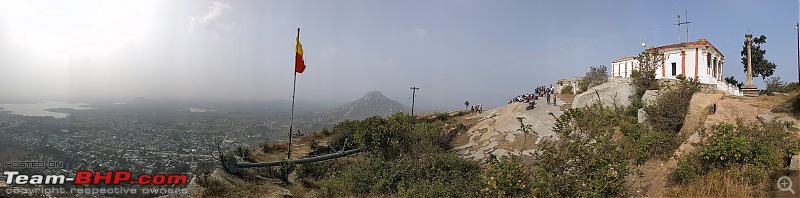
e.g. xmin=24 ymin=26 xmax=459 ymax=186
xmin=188 ymin=108 xmax=214 ymax=113
xmin=0 ymin=101 xmax=91 ymax=118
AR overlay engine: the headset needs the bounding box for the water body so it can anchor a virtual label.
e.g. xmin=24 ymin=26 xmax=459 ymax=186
xmin=187 ymin=108 xmax=214 ymax=113
xmin=0 ymin=101 xmax=90 ymax=118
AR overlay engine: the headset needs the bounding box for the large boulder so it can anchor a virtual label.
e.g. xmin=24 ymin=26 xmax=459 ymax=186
xmin=571 ymin=78 xmax=635 ymax=109
xmin=641 ymin=90 xmax=659 ymax=107
xmin=637 ymin=108 xmax=647 ymax=123
xmin=791 ymin=155 xmax=800 ymax=170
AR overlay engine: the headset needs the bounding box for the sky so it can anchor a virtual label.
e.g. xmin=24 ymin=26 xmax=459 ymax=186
xmin=0 ymin=0 xmax=798 ymax=110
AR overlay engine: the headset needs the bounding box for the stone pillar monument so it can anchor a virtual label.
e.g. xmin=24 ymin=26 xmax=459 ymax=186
xmin=741 ymin=34 xmax=759 ymax=96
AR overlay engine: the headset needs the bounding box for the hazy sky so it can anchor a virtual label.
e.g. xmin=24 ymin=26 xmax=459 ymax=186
xmin=0 ymin=0 xmax=798 ymax=109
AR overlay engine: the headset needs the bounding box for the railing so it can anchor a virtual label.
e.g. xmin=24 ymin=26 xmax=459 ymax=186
xmin=225 ymin=148 xmax=362 ymax=173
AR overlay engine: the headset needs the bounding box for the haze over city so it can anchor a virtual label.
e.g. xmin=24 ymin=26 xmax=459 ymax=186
xmin=0 ymin=0 xmax=798 ymax=109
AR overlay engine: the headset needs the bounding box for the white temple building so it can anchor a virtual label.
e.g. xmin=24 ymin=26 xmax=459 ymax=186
xmin=611 ymin=38 xmax=742 ymax=96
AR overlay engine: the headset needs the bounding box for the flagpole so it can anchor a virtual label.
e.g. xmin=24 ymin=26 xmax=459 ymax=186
xmin=287 ymin=72 xmax=297 ymax=160
xmin=288 ymin=28 xmax=300 ymax=160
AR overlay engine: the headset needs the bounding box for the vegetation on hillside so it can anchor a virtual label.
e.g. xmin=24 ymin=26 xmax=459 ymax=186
xmin=198 ymin=53 xmax=799 ymax=197
xmin=669 ymin=119 xmax=800 ymax=196
xmin=560 ymin=85 xmax=574 ymax=94
xmin=579 ymin=65 xmax=609 ymax=92
xmin=630 ymin=48 xmax=661 ymax=108
xmin=299 ymin=112 xmax=484 ymax=197
xmin=763 ymin=76 xmax=799 ymax=95
xmin=740 ymin=34 xmax=777 ymax=80
xmin=724 ymin=76 xmax=744 ymax=88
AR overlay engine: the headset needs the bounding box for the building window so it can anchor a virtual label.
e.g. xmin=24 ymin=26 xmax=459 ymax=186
xmin=707 ymin=54 xmax=712 ymax=74
xmin=671 ymin=63 xmax=677 ymax=76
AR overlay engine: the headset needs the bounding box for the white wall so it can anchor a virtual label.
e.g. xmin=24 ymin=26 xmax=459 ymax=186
xmin=611 ymin=59 xmax=638 ymax=78
xmin=611 ymin=45 xmax=734 ymax=95
xmin=654 ymin=47 xmax=723 ymax=83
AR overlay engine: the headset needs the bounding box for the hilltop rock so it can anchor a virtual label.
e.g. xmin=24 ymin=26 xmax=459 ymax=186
xmin=572 ymin=78 xmax=635 ymax=109
xmin=325 ymin=91 xmax=409 ymax=120
xmin=452 ymin=101 xmax=564 ymax=160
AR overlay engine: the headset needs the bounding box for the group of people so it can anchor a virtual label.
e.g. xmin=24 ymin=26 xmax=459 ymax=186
xmin=511 ymin=93 xmax=537 ymax=110
xmin=466 ymin=84 xmax=558 ymax=114
xmin=470 ymin=104 xmax=483 ymax=114
xmin=508 ymin=84 xmax=558 ymax=109
xmin=512 ymin=93 xmax=538 ymax=103
xmin=534 ymin=85 xmax=557 ymax=105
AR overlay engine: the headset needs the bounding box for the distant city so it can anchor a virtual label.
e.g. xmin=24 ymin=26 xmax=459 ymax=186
xmin=0 ymin=91 xmax=407 ymax=177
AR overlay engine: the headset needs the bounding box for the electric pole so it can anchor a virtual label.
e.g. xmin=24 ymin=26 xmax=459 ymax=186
xmin=410 ymin=87 xmax=419 ymax=115
xmin=796 ymin=23 xmax=799 ymax=86
xmin=676 ymin=11 xmax=691 ymax=43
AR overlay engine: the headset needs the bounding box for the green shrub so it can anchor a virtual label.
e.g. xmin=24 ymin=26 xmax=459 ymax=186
xmin=320 ymin=158 xmax=396 ymax=196
xmin=698 ymin=123 xmax=752 ymax=168
xmin=434 ymin=112 xmax=449 ymax=121
xmin=320 ymin=153 xmax=482 ymax=197
xmin=397 ymin=153 xmax=482 ymax=197
xmin=354 ymin=113 xmax=412 ymax=160
xmin=259 ymin=142 xmax=287 ymax=154
xmin=482 ymin=155 xmax=534 ymax=197
xmin=645 ymin=79 xmax=700 ymax=133
xmin=328 ymin=120 xmax=359 ymax=151
xmin=725 ymin=76 xmax=744 ymax=88
xmin=532 ymin=105 xmax=630 ymax=197
xmin=669 ymin=119 xmax=800 ymax=196
xmin=669 ymin=152 xmax=707 ymax=183
xmin=631 ymin=49 xmax=662 ymax=109
xmin=619 ymin=118 xmax=678 ymax=165
xmin=793 ymin=94 xmax=800 ymax=114
xmin=676 ymin=74 xmax=686 ymax=81
xmin=315 ymin=112 xmax=482 ymax=197
xmin=320 ymin=128 xmax=332 ymax=136
xmin=412 ymin=121 xmax=447 ymax=153
xmin=580 ymin=65 xmax=609 ymax=90
xmin=561 ymin=85 xmax=574 ymax=94
xmin=232 ymin=146 xmax=251 ymax=159
xmin=307 ymin=140 xmax=319 ymax=151
xmin=297 ymin=160 xmax=343 ymax=181
xmin=763 ymin=76 xmax=784 ymax=95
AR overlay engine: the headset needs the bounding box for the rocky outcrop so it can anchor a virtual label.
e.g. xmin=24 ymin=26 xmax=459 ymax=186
xmin=571 ymin=78 xmax=635 ymax=109
xmin=641 ymin=90 xmax=659 ymax=107
xmin=791 ymin=155 xmax=800 ymax=171
xmin=452 ymin=102 xmax=564 ymax=160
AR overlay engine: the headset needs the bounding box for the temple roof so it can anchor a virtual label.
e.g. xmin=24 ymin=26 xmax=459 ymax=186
xmin=647 ymin=38 xmax=723 ymax=58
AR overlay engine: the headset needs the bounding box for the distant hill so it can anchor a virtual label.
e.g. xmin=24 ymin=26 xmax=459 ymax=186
xmin=324 ymin=91 xmax=409 ymax=120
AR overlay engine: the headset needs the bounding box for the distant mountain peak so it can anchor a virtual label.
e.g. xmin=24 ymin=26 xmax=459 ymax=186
xmin=361 ymin=91 xmax=389 ymax=101
xmin=365 ymin=90 xmax=383 ymax=97
xmin=325 ymin=91 xmax=409 ymax=120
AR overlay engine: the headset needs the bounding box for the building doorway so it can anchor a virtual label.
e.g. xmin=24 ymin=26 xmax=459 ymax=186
xmin=671 ymin=63 xmax=677 ymax=76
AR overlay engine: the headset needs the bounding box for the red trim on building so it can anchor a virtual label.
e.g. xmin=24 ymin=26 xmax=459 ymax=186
xmin=681 ymin=50 xmax=686 ymax=76
xmin=661 ymin=54 xmax=665 ymax=77
xmin=694 ymin=48 xmax=699 ymax=80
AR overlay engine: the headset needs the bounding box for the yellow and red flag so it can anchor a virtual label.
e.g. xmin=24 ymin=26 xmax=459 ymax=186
xmin=295 ymin=29 xmax=306 ymax=73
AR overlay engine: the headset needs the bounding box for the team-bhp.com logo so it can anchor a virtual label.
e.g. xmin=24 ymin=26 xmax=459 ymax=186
xmin=4 ymin=170 xmax=188 ymax=185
